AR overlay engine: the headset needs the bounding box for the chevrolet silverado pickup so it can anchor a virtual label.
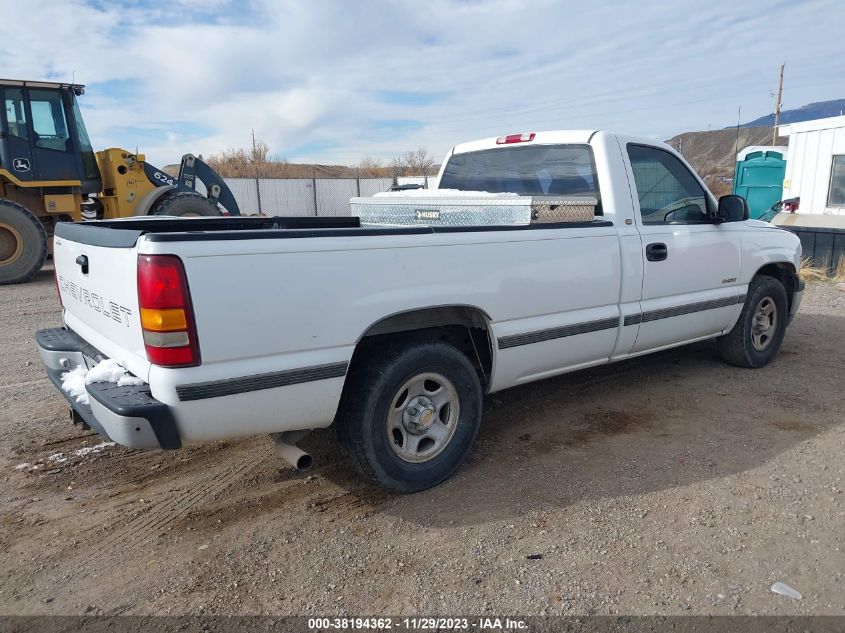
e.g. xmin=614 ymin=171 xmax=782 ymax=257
xmin=36 ymin=130 xmax=803 ymax=492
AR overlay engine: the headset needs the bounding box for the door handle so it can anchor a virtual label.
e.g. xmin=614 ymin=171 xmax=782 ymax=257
xmin=646 ymin=242 xmax=668 ymax=262
xmin=75 ymin=254 xmax=89 ymax=275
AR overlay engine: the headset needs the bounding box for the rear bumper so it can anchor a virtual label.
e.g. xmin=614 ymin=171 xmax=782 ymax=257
xmin=36 ymin=328 xmax=181 ymax=450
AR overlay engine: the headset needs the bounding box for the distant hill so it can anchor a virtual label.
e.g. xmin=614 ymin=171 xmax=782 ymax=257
xmin=740 ymin=98 xmax=845 ymax=128
xmin=665 ymin=127 xmax=786 ymax=196
xmin=669 ymin=98 xmax=845 ymax=196
xmin=162 ymin=162 xmax=393 ymax=179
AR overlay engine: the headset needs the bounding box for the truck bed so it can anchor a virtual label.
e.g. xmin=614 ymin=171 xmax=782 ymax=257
xmin=55 ymin=214 xmax=611 ymax=246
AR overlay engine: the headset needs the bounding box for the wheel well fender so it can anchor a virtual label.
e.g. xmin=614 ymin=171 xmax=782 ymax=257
xmin=753 ymin=262 xmax=798 ymax=309
xmin=350 ymin=305 xmax=496 ymax=387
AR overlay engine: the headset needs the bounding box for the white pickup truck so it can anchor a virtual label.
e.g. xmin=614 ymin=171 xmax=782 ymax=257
xmin=37 ymin=130 xmax=803 ymax=492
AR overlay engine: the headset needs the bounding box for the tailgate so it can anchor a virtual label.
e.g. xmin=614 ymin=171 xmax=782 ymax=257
xmin=53 ymin=223 xmax=150 ymax=381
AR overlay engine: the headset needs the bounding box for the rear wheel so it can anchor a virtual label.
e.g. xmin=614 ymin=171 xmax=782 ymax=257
xmin=335 ymin=341 xmax=482 ymax=493
xmin=152 ymin=191 xmax=222 ymax=217
xmin=717 ymin=275 xmax=788 ymax=368
xmin=0 ymin=200 xmax=48 ymax=285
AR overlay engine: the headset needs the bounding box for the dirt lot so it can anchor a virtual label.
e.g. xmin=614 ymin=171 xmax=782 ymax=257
xmin=1 ymin=269 xmax=843 ymax=616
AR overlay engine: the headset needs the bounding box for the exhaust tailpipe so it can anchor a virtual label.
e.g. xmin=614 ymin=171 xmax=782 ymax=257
xmin=271 ymin=431 xmax=313 ymax=472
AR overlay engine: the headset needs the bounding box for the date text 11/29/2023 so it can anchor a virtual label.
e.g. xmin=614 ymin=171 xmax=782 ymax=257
xmin=307 ymin=617 xmax=528 ymax=630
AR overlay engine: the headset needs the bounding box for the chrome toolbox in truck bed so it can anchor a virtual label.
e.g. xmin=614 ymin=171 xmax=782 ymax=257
xmin=350 ymin=195 xmax=599 ymax=227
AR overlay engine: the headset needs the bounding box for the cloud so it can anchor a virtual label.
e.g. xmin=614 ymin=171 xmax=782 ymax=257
xmin=375 ymin=91 xmax=450 ymax=107
xmin=1 ymin=0 xmax=844 ymax=166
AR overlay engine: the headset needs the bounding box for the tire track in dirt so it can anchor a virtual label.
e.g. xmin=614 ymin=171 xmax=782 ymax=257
xmin=311 ymin=487 xmax=393 ymax=519
xmin=75 ymin=454 xmax=255 ymax=571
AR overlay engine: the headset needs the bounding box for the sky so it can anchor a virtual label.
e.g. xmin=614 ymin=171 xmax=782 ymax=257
xmin=2 ymin=0 xmax=844 ymax=167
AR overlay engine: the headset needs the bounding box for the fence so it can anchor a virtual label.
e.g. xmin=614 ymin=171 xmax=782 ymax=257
xmin=222 ymin=177 xmax=434 ymax=216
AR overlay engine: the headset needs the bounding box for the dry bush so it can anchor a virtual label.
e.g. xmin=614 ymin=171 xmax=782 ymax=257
xmin=834 ymin=256 xmax=845 ymax=282
xmin=800 ymin=257 xmax=834 ymax=282
xmin=207 ymin=140 xmax=271 ymax=177
xmin=391 ymin=147 xmax=437 ymax=177
xmin=357 ymin=156 xmax=391 ymax=178
xmin=207 ymin=138 xmax=392 ymax=179
xmin=207 ymin=138 xmax=438 ymax=180
xmin=799 ymin=255 xmax=845 ymax=283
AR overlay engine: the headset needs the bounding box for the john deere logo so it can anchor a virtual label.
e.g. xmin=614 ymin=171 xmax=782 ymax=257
xmin=12 ymin=158 xmax=30 ymax=172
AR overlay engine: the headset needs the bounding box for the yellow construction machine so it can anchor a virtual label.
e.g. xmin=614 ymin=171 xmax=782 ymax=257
xmin=0 ymin=78 xmax=239 ymax=284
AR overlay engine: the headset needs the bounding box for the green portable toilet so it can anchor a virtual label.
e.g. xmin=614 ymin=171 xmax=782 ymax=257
xmin=733 ymin=146 xmax=787 ymax=219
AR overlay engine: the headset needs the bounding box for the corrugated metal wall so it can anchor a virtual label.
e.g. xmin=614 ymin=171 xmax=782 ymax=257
xmin=783 ymin=123 xmax=845 ymax=215
xmin=224 ymin=177 xmax=396 ymax=216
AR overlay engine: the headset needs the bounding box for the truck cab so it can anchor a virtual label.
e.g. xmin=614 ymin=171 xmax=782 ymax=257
xmin=1 ymin=79 xmax=101 ymax=193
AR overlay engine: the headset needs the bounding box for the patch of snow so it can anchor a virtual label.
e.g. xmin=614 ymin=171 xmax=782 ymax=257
xmin=47 ymin=452 xmax=68 ymax=464
xmin=60 ymin=359 xmax=145 ymax=406
xmin=73 ymin=441 xmax=116 ymax=458
xmin=86 ymin=358 xmax=129 ymax=384
xmin=117 ymin=374 xmax=145 ymax=387
xmin=61 ymin=366 xmax=89 ymax=405
xmin=372 ymin=189 xmax=520 ymax=199
xmin=14 ymin=442 xmax=116 ymax=472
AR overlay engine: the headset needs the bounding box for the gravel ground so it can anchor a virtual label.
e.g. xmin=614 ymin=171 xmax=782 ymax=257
xmin=1 ymin=269 xmax=843 ymax=616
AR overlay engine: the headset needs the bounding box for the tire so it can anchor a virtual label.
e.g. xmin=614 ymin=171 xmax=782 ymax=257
xmin=335 ymin=341 xmax=483 ymax=493
xmin=0 ymin=199 xmax=48 ymax=285
xmin=717 ymin=275 xmax=789 ymax=368
xmin=152 ymin=191 xmax=222 ymax=217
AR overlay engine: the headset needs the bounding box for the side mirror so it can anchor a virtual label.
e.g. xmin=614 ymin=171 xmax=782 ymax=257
xmin=714 ymin=195 xmax=749 ymax=223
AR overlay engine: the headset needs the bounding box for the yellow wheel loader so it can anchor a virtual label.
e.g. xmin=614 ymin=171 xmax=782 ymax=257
xmin=0 ymin=78 xmax=240 ymax=284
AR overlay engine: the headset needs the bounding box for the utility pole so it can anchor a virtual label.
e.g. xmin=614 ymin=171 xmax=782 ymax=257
xmin=734 ymin=106 xmax=742 ymax=162
xmin=251 ymin=129 xmax=262 ymax=213
xmin=773 ymin=63 xmax=785 ymax=145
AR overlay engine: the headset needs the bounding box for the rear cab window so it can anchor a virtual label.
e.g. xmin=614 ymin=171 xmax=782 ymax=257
xmin=439 ymin=144 xmax=602 ymax=213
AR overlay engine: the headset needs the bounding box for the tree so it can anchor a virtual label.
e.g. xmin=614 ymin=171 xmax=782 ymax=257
xmin=391 ymin=147 xmax=436 ymax=177
xmin=358 ymin=155 xmax=385 ymax=177
xmin=207 ymin=138 xmax=270 ymax=178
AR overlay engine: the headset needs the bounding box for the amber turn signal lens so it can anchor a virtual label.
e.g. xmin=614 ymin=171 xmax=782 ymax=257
xmin=140 ymin=307 xmax=188 ymax=332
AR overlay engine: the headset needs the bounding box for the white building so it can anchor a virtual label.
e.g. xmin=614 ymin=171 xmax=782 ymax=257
xmin=780 ymin=115 xmax=845 ymax=216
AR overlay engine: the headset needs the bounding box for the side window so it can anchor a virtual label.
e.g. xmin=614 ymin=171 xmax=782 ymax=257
xmin=627 ymin=144 xmax=708 ymax=224
xmin=29 ymin=89 xmax=71 ymax=152
xmin=829 ymin=155 xmax=845 ymax=207
xmin=4 ymin=88 xmax=28 ymax=140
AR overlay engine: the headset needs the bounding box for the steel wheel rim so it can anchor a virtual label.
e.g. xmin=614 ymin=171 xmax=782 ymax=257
xmin=751 ymin=296 xmax=777 ymax=351
xmin=386 ymin=372 xmax=460 ymax=463
xmin=0 ymin=222 xmax=24 ymax=266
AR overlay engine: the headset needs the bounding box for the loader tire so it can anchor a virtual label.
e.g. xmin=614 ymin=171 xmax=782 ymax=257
xmin=152 ymin=192 xmax=222 ymax=217
xmin=0 ymin=200 xmax=48 ymax=285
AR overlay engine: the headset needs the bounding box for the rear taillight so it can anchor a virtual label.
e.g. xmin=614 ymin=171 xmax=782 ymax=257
xmin=496 ymin=133 xmax=535 ymax=144
xmin=137 ymin=254 xmax=200 ymax=367
xmin=783 ymin=197 xmax=800 ymax=213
